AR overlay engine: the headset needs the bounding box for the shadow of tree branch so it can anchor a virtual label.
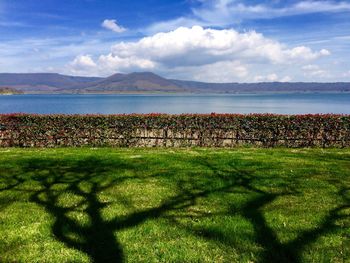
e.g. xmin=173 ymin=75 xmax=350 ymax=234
xmin=0 ymin=154 xmax=348 ymax=263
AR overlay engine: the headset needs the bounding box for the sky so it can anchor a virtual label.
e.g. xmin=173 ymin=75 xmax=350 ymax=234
xmin=0 ymin=0 xmax=350 ymax=82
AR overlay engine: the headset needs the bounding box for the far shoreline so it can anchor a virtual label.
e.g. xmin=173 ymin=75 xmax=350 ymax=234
xmin=5 ymin=91 xmax=350 ymax=95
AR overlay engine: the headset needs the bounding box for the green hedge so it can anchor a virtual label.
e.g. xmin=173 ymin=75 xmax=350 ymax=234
xmin=0 ymin=114 xmax=349 ymax=147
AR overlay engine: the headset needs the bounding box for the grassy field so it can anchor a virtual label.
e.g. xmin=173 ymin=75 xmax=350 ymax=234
xmin=0 ymin=148 xmax=349 ymax=263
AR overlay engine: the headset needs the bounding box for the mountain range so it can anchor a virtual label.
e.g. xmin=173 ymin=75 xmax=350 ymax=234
xmin=0 ymin=72 xmax=349 ymax=94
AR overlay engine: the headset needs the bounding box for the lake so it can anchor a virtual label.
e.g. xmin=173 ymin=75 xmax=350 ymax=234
xmin=0 ymin=93 xmax=349 ymax=114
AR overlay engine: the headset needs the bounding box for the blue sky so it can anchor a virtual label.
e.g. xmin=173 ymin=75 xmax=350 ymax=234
xmin=0 ymin=0 xmax=350 ymax=82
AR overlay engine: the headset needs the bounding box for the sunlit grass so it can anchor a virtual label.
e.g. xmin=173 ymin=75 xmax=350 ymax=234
xmin=0 ymin=148 xmax=349 ymax=262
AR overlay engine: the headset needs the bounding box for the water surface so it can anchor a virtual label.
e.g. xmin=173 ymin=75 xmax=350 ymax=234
xmin=0 ymin=93 xmax=349 ymax=114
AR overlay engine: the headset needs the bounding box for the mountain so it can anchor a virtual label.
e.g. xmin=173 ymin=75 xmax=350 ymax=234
xmin=83 ymin=72 xmax=186 ymax=93
xmin=0 ymin=72 xmax=349 ymax=94
xmin=0 ymin=73 xmax=102 ymax=92
xmin=173 ymin=80 xmax=350 ymax=93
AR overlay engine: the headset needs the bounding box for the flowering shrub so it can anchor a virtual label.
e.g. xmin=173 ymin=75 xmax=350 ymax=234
xmin=0 ymin=114 xmax=349 ymax=147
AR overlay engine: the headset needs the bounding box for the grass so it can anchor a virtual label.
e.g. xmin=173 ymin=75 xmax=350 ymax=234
xmin=0 ymin=147 xmax=349 ymax=263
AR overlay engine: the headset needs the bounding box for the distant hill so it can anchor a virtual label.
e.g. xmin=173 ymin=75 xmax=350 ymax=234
xmin=172 ymin=79 xmax=350 ymax=93
xmin=84 ymin=72 xmax=185 ymax=93
xmin=0 ymin=73 xmax=102 ymax=93
xmin=0 ymin=72 xmax=349 ymax=94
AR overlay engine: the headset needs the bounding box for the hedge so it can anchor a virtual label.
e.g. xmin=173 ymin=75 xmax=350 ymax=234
xmin=0 ymin=114 xmax=349 ymax=147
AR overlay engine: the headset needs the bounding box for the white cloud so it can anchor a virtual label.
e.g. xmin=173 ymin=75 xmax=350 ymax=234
xmin=71 ymin=55 xmax=96 ymax=68
xmin=147 ymin=1 xmax=350 ymax=32
xmin=66 ymin=26 xmax=330 ymax=82
xmin=169 ymin=61 xmax=248 ymax=82
xmin=254 ymin=73 xmax=291 ymax=82
xmin=343 ymin=70 xmax=350 ymax=77
xmin=280 ymin=76 xmax=292 ymax=82
xmin=102 ymin=19 xmax=126 ymax=33
xmin=67 ymin=54 xmax=156 ymax=77
xmin=302 ymin=64 xmax=320 ymax=71
xmin=68 ymin=55 xmax=97 ymax=75
xmin=97 ymin=54 xmax=156 ymax=75
xmin=147 ymin=17 xmax=202 ymax=35
xmin=110 ymin=26 xmax=328 ymax=66
xmin=286 ymin=47 xmax=330 ymax=61
xmin=197 ymin=0 xmax=350 ymax=20
xmin=267 ymin=73 xmax=278 ymax=82
xmin=302 ymin=64 xmax=330 ymax=77
xmin=291 ymin=1 xmax=350 ymax=13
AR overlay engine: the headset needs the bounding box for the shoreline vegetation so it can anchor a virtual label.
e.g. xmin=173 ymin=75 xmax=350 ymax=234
xmin=3 ymin=90 xmax=350 ymax=95
xmin=1 ymin=114 xmax=349 ymax=148
xmin=0 ymin=87 xmax=23 ymax=95
xmin=0 ymin=148 xmax=349 ymax=262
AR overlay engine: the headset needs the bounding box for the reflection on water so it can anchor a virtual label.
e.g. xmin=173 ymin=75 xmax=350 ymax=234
xmin=0 ymin=93 xmax=349 ymax=114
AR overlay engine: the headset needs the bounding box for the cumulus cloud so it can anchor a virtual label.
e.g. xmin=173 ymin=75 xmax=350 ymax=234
xmin=280 ymin=76 xmax=292 ymax=82
xmin=68 ymin=55 xmax=97 ymax=75
xmin=168 ymin=61 xmax=248 ymax=83
xmin=97 ymin=54 xmax=156 ymax=75
xmin=302 ymin=64 xmax=330 ymax=77
xmin=147 ymin=1 xmax=350 ymax=32
xmin=102 ymin=19 xmax=126 ymax=33
xmin=67 ymin=26 xmax=330 ymax=82
xmin=286 ymin=47 xmax=330 ymax=61
xmin=110 ymin=26 xmax=328 ymax=65
xmin=254 ymin=74 xmax=278 ymax=82
xmin=254 ymin=74 xmax=291 ymax=82
xmin=71 ymin=55 xmax=96 ymax=68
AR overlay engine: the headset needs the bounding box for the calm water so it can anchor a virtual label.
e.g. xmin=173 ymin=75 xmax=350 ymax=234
xmin=0 ymin=93 xmax=349 ymax=114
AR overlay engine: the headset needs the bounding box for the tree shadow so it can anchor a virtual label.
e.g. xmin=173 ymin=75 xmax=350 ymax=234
xmin=284 ymin=182 xmax=350 ymax=262
xmin=177 ymin=157 xmax=350 ymax=263
xmin=20 ymin=157 xmax=127 ymax=262
xmin=0 ymin=172 xmax=28 ymax=212
xmin=2 ymin=155 xmax=242 ymax=262
xmin=0 ymin=153 xmax=348 ymax=263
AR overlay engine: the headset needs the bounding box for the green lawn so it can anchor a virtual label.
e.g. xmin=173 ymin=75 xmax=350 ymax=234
xmin=0 ymin=148 xmax=349 ymax=263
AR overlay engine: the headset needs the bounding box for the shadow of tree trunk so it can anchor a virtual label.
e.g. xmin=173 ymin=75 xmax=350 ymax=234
xmin=28 ymin=158 xmax=125 ymax=262
xmin=1 ymin=154 xmax=348 ymax=263
xmin=15 ymin=156 xmax=241 ymax=263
